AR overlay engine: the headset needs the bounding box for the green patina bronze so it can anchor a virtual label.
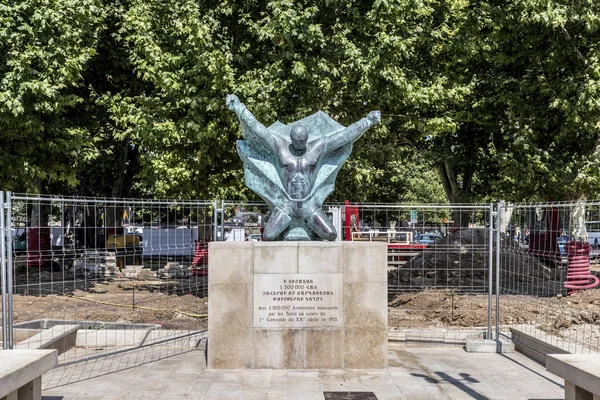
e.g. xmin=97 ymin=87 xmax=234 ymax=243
xmin=227 ymin=95 xmax=380 ymax=241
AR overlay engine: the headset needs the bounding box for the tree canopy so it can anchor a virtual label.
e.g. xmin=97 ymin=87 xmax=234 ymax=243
xmin=1 ymin=0 xmax=598 ymax=203
xmin=0 ymin=0 xmax=104 ymax=192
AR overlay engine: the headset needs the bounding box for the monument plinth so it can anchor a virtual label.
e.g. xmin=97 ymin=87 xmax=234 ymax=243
xmin=208 ymin=241 xmax=388 ymax=369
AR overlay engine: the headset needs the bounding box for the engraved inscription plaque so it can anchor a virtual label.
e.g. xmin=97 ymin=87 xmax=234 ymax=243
xmin=254 ymin=273 xmax=343 ymax=328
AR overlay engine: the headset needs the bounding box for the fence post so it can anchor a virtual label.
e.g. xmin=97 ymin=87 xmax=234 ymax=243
xmin=212 ymin=200 xmax=218 ymax=242
xmin=6 ymin=191 xmax=13 ymax=348
xmin=488 ymin=203 xmax=494 ymax=339
xmin=496 ymin=201 xmax=502 ymax=341
xmin=220 ymin=200 xmax=225 ymax=241
xmin=0 ymin=191 xmax=6 ymax=349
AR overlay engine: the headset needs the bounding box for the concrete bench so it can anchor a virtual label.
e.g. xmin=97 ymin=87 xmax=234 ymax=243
xmin=0 ymin=349 xmax=57 ymax=400
xmin=15 ymin=325 xmax=79 ymax=355
xmin=546 ymin=354 xmax=600 ymax=400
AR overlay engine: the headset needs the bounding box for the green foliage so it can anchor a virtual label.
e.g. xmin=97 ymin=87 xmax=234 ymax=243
xmin=0 ymin=0 xmax=104 ymax=191
xmin=115 ymin=0 xmax=460 ymax=201
xmin=118 ymin=0 xmax=240 ymax=199
xmin=486 ymin=0 xmax=600 ymax=201
xmin=1 ymin=0 xmax=598 ymax=204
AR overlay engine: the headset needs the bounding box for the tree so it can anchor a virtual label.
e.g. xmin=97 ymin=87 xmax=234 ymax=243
xmin=113 ymin=0 xmax=467 ymax=202
xmin=4 ymin=0 xmax=598 ymax=207
xmin=428 ymin=0 xmax=600 ymax=204
xmin=0 ymin=0 xmax=104 ymax=192
xmin=487 ymin=0 xmax=600 ymax=202
xmin=70 ymin=0 xmax=145 ymax=198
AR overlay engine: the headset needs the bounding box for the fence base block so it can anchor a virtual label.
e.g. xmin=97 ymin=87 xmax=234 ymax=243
xmin=465 ymin=338 xmax=515 ymax=353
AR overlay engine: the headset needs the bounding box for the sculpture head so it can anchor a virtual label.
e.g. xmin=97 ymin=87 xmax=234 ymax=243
xmin=290 ymin=125 xmax=308 ymax=152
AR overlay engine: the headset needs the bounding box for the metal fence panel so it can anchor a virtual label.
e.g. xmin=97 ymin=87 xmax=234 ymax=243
xmin=1 ymin=191 xmax=7 ymax=349
xmin=6 ymin=194 xmax=215 ymax=387
xmin=220 ymin=200 xmax=495 ymax=342
xmin=496 ymin=200 xmax=600 ymax=355
xmin=4 ymin=193 xmax=598 ymax=367
xmin=6 ymin=191 xmax=13 ymax=349
xmin=349 ymin=203 xmax=495 ymax=342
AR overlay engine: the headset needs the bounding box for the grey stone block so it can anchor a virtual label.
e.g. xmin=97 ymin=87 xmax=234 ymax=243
xmin=208 ymin=282 xmax=252 ymax=328
xmin=208 ymin=242 xmax=253 ymax=283
xmin=343 ymin=327 xmax=388 ymax=369
xmin=298 ymin=242 xmax=342 ymax=273
xmin=253 ymin=242 xmax=298 ymax=274
xmin=305 ymin=328 xmax=343 ymax=369
xmin=15 ymin=324 xmax=79 ymax=355
xmin=208 ymin=241 xmax=387 ymax=369
xmin=546 ymin=354 xmax=600 ymax=397
xmin=342 ymin=242 xmax=388 ymax=282
xmin=343 ymin=281 xmax=388 ymax=328
xmin=3 ymin=390 xmax=17 ymax=400
xmin=207 ymin=327 xmax=252 ymax=369
xmin=17 ymin=377 xmax=41 ymax=400
xmin=511 ymin=325 xmax=586 ymax=364
xmin=465 ymin=338 xmax=515 ymax=353
xmin=0 ymin=349 xmax=57 ymax=399
xmin=253 ymin=329 xmax=303 ymax=369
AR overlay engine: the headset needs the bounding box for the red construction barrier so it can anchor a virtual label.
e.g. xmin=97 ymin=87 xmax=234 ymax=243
xmin=528 ymin=207 xmax=561 ymax=261
xmin=191 ymin=240 xmax=208 ymax=275
xmin=344 ymin=200 xmax=359 ymax=241
xmin=26 ymin=227 xmax=51 ymax=268
xmin=564 ymin=241 xmax=599 ymax=295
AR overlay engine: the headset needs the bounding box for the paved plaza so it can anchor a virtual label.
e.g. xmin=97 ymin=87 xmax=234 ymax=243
xmin=40 ymin=346 xmax=565 ymax=400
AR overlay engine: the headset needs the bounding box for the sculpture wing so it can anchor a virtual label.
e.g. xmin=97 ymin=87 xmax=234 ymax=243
xmin=236 ymin=140 xmax=288 ymax=210
xmin=308 ymin=143 xmax=352 ymax=207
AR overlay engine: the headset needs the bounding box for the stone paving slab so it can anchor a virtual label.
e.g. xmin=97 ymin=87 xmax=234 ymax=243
xmin=41 ymin=348 xmax=565 ymax=400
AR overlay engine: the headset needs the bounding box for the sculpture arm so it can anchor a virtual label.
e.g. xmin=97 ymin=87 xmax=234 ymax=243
xmin=226 ymin=94 xmax=281 ymax=150
xmin=325 ymin=110 xmax=381 ymax=151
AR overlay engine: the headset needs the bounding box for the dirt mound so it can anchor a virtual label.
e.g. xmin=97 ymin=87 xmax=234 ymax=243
xmin=440 ymin=227 xmax=490 ymax=246
xmin=388 ymin=288 xmax=600 ymax=330
xmin=388 ymin=228 xmax=565 ymax=296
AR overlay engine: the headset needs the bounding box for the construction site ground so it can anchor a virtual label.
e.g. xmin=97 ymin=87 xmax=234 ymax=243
xmin=9 ymin=228 xmax=599 ymax=350
xmin=10 ymin=275 xmax=600 ymax=349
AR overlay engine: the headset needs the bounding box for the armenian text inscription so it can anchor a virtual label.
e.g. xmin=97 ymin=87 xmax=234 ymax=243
xmin=254 ymin=273 xmax=343 ymax=328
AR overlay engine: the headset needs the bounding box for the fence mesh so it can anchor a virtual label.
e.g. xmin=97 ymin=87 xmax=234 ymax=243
xmin=4 ymin=194 xmax=214 ymax=386
xmin=2 ymin=194 xmax=599 ymax=383
xmin=220 ymin=201 xmax=495 ymax=344
xmin=497 ymin=201 xmax=600 ymax=355
xmin=348 ymin=203 xmax=494 ymax=345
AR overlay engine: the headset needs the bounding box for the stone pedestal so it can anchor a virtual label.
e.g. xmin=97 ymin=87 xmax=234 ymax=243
xmin=208 ymin=241 xmax=388 ymax=369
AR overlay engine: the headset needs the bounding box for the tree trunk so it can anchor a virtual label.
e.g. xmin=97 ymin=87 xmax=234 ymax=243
xmin=437 ymin=161 xmax=472 ymax=227
xmin=570 ymin=198 xmax=587 ymax=242
xmin=29 ymin=178 xmax=49 ymax=227
xmin=569 ymin=139 xmax=600 ymax=241
xmin=111 ymin=139 xmax=129 ymax=198
xmin=499 ymin=201 xmax=513 ymax=234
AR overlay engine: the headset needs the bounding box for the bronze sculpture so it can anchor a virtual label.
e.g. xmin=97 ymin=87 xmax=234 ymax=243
xmin=227 ymin=94 xmax=380 ymax=241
